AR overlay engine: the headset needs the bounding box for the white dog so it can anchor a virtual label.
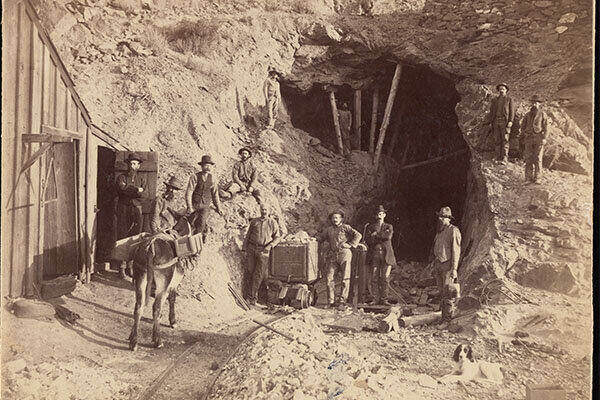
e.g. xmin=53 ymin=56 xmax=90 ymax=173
xmin=439 ymin=344 xmax=504 ymax=384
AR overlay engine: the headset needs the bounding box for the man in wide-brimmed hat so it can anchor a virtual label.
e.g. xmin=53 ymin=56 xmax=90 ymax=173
xmin=114 ymin=152 xmax=147 ymax=279
xmin=520 ymin=94 xmax=548 ymax=184
xmin=363 ymin=205 xmax=396 ymax=306
xmin=150 ymin=175 xmax=186 ymax=234
xmin=318 ymin=209 xmax=362 ymax=308
xmin=223 ymin=147 xmax=261 ymax=201
xmin=486 ymin=82 xmax=515 ymax=164
xmin=263 ymin=69 xmax=281 ymax=128
xmin=185 ymin=155 xmax=223 ymax=242
xmin=431 ymin=206 xmax=462 ymax=322
xmin=242 ymin=203 xmax=282 ymax=305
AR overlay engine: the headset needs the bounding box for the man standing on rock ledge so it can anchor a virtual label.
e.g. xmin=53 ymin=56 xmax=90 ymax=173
xmin=186 ymin=155 xmax=223 ymax=243
xmin=520 ymin=94 xmax=549 ymax=184
xmin=487 ymin=83 xmax=515 ymax=164
xmin=318 ymin=210 xmax=362 ymax=308
xmin=431 ymin=206 xmax=461 ymax=322
xmin=263 ymin=69 xmax=280 ymax=129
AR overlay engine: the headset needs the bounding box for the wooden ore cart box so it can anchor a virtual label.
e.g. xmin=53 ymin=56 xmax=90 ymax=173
xmin=269 ymin=240 xmax=318 ymax=283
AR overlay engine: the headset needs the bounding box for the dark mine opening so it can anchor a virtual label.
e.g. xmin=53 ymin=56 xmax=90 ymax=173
xmin=281 ymin=63 xmax=470 ymax=262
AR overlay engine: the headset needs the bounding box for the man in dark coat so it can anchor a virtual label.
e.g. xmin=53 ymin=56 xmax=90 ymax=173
xmin=150 ymin=176 xmax=185 ymax=234
xmin=185 ymin=155 xmax=223 ymax=242
xmin=520 ymin=94 xmax=549 ymax=184
xmin=115 ymin=153 xmax=147 ymax=279
xmin=487 ymin=83 xmax=515 ymax=164
xmin=364 ymin=205 xmax=396 ymax=305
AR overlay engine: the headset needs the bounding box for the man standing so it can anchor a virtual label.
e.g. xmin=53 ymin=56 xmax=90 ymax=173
xmin=185 ymin=155 xmax=223 ymax=242
xmin=338 ymin=101 xmax=352 ymax=155
xmin=431 ymin=206 xmax=461 ymax=322
xmin=263 ymin=70 xmax=280 ymax=129
xmin=243 ymin=203 xmax=282 ymax=305
xmin=223 ymin=147 xmax=261 ymax=201
xmin=364 ymin=205 xmax=396 ymax=306
xmin=318 ymin=210 xmax=362 ymax=307
xmin=520 ymin=94 xmax=549 ymax=184
xmin=151 ymin=176 xmax=185 ymax=234
xmin=115 ymin=153 xmax=147 ymax=279
xmin=487 ymin=83 xmax=515 ymax=164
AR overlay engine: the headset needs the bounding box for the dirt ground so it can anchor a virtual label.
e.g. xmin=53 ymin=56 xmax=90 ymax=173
xmin=1 ymin=270 xmax=592 ymax=400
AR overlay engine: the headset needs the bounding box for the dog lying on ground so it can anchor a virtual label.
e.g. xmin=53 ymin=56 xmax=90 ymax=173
xmin=439 ymin=344 xmax=504 ymax=384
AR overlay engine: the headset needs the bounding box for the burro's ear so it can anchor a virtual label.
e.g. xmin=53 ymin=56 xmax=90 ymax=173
xmin=466 ymin=345 xmax=474 ymax=362
xmin=452 ymin=344 xmax=462 ymax=363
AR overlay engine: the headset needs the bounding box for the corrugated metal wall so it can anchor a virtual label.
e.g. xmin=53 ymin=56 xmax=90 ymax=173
xmin=1 ymin=0 xmax=114 ymax=297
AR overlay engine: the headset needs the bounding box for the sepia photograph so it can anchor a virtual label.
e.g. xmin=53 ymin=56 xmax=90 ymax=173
xmin=1 ymin=0 xmax=595 ymax=399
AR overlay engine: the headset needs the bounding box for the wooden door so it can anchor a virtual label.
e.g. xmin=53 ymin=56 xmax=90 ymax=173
xmin=95 ymin=146 xmax=116 ymax=262
xmin=43 ymin=142 xmax=78 ymax=277
xmin=114 ymin=151 xmax=158 ymax=233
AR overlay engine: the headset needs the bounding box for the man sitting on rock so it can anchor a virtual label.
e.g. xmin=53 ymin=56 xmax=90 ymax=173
xmin=243 ymin=203 xmax=282 ymax=305
xmin=222 ymin=147 xmax=262 ymax=202
xmin=486 ymin=83 xmax=515 ymax=164
xmin=318 ymin=209 xmax=362 ymax=308
xmin=520 ymin=94 xmax=548 ymax=184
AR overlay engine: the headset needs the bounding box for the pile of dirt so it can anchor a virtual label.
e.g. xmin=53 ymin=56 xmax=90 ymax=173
xmin=208 ymin=306 xmax=591 ymax=400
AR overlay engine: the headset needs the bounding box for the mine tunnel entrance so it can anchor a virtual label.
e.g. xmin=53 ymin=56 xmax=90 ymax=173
xmin=281 ymin=62 xmax=470 ymax=262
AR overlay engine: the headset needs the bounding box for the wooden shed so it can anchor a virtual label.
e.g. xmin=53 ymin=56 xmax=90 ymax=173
xmin=1 ymin=0 xmax=157 ymax=297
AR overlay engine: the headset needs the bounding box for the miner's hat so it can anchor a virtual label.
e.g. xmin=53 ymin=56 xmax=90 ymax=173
xmin=496 ymin=83 xmax=509 ymax=91
xmin=198 ymin=155 xmax=215 ymax=165
xmin=238 ymin=147 xmax=252 ymax=157
xmin=165 ymin=176 xmax=184 ymax=190
xmin=125 ymin=152 xmax=144 ymax=163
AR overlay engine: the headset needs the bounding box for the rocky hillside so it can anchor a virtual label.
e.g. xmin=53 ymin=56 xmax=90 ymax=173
xmin=31 ymin=0 xmax=593 ymax=301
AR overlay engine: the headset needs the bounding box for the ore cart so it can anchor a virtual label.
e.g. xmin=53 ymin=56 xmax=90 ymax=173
xmin=266 ymin=240 xmax=319 ymax=309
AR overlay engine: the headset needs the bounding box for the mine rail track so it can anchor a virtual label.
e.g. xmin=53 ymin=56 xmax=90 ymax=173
xmin=135 ymin=310 xmax=296 ymax=400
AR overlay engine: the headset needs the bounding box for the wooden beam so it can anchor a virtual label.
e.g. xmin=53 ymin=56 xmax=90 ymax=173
xmin=399 ymin=149 xmax=468 ymax=170
xmin=41 ymin=124 xmax=83 ymax=139
xmin=387 ymin=97 xmax=408 ymax=155
xmin=374 ymin=64 xmax=402 ymax=167
xmin=368 ymin=86 xmax=379 ymax=154
xmin=22 ymin=134 xmax=72 ymax=143
xmin=20 ymin=142 xmax=53 ymax=174
xmin=353 ymin=89 xmax=361 ymax=150
xmin=399 ymin=311 xmax=442 ymax=328
xmin=328 ymin=91 xmax=344 ymax=155
xmin=90 ymin=124 xmax=128 ymax=150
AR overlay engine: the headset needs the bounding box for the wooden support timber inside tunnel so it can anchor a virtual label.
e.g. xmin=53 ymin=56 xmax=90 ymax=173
xmin=328 ymin=90 xmax=344 ymax=155
xmin=369 ymin=86 xmax=379 ymax=154
xmin=374 ymin=63 xmax=402 ymax=167
xmin=353 ymin=89 xmax=362 ymax=150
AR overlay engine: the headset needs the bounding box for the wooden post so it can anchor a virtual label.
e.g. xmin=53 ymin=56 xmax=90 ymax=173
xmin=387 ymin=98 xmax=407 ymax=155
xmin=369 ymin=86 xmax=379 ymax=154
xmin=328 ymin=90 xmax=344 ymax=155
xmin=353 ymin=89 xmax=361 ymax=150
xmin=398 ymin=311 xmax=442 ymax=328
xmin=399 ymin=149 xmax=468 ymax=170
xmin=374 ymin=64 xmax=402 ymax=167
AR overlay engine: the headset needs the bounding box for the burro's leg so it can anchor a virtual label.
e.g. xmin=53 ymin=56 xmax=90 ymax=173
xmin=129 ymin=269 xmax=148 ymax=351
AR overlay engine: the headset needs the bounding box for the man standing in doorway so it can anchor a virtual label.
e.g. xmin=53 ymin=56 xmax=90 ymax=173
xmin=243 ymin=203 xmax=282 ymax=305
xmin=487 ymin=83 xmax=515 ymax=164
xmin=185 ymin=155 xmax=223 ymax=242
xmin=115 ymin=153 xmax=147 ymax=279
xmin=431 ymin=206 xmax=461 ymax=322
xmin=364 ymin=205 xmax=396 ymax=306
xmin=150 ymin=176 xmax=185 ymax=234
xmin=318 ymin=210 xmax=362 ymax=308
xmin=520 ymin=94 xmax=549 ymax=184
xmin=223 ymin=147 xmax=261 ymax=202
xmin=338 ymin=101 xmax=352 ymax=156
xmin=263 ymin=70 xmax=280 ymax=129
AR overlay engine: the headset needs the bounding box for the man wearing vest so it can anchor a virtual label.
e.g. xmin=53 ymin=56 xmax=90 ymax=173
xmin=487 ymin=83 xmax=515 ymax=164
xmin=242 ymin=203 xmax=282 ymax=305
xmin=318 ymin=209 xmax=362 ymax=308
xmin=364 ymin=205 xmax=396 ymax=306
xmin=520 ymin=94 xmax=549 ymax=184
xmin=185 ymin=155 xmax=223 ymax=242
xmin=431 ymin=206 xmax=461 ymax=322
xmin=151 ymin=176 xmax=185 ymax=234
